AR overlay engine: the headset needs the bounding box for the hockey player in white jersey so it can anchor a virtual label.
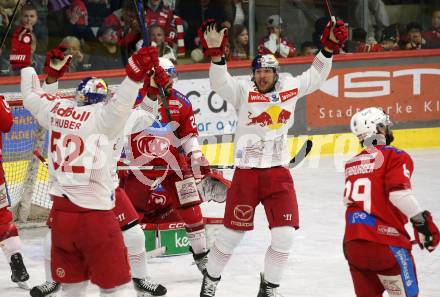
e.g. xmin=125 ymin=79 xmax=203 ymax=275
xmin=197 ymin=18 xmax=348 ymax=297
xmin=29 ymin=76 xmax=167 ymax=296
xmin=16 ymin=35 xmax=160 ymax=295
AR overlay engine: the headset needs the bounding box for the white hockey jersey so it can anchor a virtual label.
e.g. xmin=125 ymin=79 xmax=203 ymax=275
xmin=209 ymin=51 xmax=332 ymax=168
xmin=22 ymin=67 xmax=142 ymax=210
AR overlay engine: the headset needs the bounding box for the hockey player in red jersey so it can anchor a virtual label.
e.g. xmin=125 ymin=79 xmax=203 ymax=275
xmin=13 ymin=27 xmax=160 ymax=295
xmin=344 ymin=107 xmax=439 ymax=297
xmin=197 ymin=18 xmax=348 ymax=297
xmin=0 ymin=95 xmax=30 ymax=289
xmin=123 ymin=57 xmax=211 ymax=274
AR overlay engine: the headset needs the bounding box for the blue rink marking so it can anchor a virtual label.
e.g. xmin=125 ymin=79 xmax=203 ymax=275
xmin=390 ymin=246 xmax=419 ymax=297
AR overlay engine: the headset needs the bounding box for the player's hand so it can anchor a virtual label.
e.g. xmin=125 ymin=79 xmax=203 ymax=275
xmin=126 ymin=46 xmax=159 ymax=82
xmin=9 ymin=26 xmax=32 ymax=70
xmin=44 ymin=46 xmax=72 ymax=80
xmin=320 ymin=18 xmax=348 ymax=52
xmin=198 ymin=19 xmax=228 ymax=58
xmin=189 ymin=152 xmax=211 ymax=179
xmin=410 ymin=210 xmax=440 ymax=252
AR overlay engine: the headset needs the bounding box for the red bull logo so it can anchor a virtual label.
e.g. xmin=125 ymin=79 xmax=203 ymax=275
xmin=280 ymin=89 xmax=298 ymax=102
xmin=247 ymin=106 xmax=292 ymax=129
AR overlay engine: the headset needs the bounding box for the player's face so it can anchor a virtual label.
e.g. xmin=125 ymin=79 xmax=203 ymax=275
xmin=254 ymin=68 xmax=276 ymax=93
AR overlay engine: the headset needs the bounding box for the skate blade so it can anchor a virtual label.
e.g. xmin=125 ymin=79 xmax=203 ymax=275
xmin=137 ymin=292 xmax=167 ymax=297
xmin=16 ymin=281 xmax=30 ymax=290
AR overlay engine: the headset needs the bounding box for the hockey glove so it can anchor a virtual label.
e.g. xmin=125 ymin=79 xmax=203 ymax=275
xmin=126 ymin=46 xmax=159 ymax=82
xmin=189 ymin=151 xmax=211 ymax=179
xmin=320 ymin=19 xmax=348 ymax=52
xmin=198 ymin=19 xmax=228 ymax=58
xmin=44 ymin=46 xmax=72 ymax=79
xmin=9 ymin=27 xmax=32 ymax=70
xmin=153 ymin=65 xmax=171 ymax=89
xmin=197 ymin=170 xmax=231 ymax=203
xmin=410 ymin=210 xmax=440 ymax=252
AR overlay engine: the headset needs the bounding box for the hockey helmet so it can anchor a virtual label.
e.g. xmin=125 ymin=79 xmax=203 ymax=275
xmin=159 ymin=57 xmax=177 ymax=82
xmin=75 ymin=77 xmax=109 ymax=106
xmin=252 ymin=54 xmax=279 ymax=73
xmin=350 ymin=107 xmax=392 ymax=141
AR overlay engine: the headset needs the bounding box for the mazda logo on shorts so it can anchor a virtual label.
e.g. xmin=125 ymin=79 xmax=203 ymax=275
xmin=233 ymin=205 xmax=254 ymax=221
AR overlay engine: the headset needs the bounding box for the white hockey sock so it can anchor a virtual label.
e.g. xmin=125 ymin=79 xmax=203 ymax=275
xmin=61 ymin=281 xmax=88 ymax=297
xmin=100 ymin=284 xmax=130 ymax=297
xmin=187 ymin=228 xmax=207 ymax=254
xmin=123 ymin=225 xmax=148 ymax=279
xmin=264 ymin=226 xmax=294 ymax=285
xmin=206 ymin=227 xmax=245 ymax=278
xmin=44 ymin=231 xmax=53 ymax=282
xmin=0 ymin=235 xmax=21 ymax=262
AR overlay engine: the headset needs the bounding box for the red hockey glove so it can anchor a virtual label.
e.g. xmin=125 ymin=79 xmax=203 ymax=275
xmin=189 ymin=152 xmax=211 ymax=179
xmin=411 ymin=210 xmax=440 ymax=252
xmin=44 ymin=46 xmax=72 ymax=79
xmin=9 ymin=27 xmax=32 ymax=70
xmin=198 ymin=19 xmax=228 ymax=58
xmin=320 ymin=19 xmax=348 ymax=52
xmin=153 ymin=65 xmax=171 ymax=89
xmin=126 ymin=46 xmax=159 ymax=82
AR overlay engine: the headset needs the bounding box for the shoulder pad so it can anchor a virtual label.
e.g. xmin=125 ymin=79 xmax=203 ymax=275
xmin=172 ymin=89 xmax=191 ymax=107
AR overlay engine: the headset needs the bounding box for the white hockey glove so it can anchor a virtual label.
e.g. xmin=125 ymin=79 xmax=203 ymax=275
xmin=198 ymin=19 xmax=228 ymax=58
xmin=197 ymin=171 xmax=231 ymax=203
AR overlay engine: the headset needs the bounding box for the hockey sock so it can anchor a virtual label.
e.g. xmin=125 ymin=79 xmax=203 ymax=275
xmin=206 ymin=227 xmax=245 ymax=278
xmin=187 ymin=228 xmax=207 ymax=254
xmin=0 ymin=234 xmax=21 ymax=262
xmin=264 ymin=226 xmax=294 ymax=285
xmin=44 ymin=230 xmax=54 ymax=281
xmin=122 ymin=224 xmax=148 ymax=279
xmin=61 ymin=281 xmax=88 ymax=297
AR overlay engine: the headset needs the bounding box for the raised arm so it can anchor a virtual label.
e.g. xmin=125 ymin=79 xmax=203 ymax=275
xmin=96 ymin=47 xmax=159 ymax=138
xmin=296 ymin=19 xmax=348 ymax=98
xmin=209 ymin=59 xmax=244 ymax=109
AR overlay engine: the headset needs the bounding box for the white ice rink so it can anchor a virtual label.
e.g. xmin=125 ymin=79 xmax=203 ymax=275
xmin=1 ymin=149 xmax=439 ymax=297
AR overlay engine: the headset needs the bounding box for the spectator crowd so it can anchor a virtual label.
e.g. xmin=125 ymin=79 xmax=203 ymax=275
xmin=0 ymin=0 xmax=439 ymax=76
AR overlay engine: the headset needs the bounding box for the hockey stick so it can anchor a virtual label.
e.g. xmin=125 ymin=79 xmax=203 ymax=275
xmin=118 ymin=139 xmax=314 ymax=171
xmin=33 ymin=149 xmax=48 ymax=169
xmin=146 ymin=246 xmax=166 ymax=259
xmin=0 ymin=0 xmax=20 ymax=51
xmin=323 ymin=0 xmax=336 ymax=23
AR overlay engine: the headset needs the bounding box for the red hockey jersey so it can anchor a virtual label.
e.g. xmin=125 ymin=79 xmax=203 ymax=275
xmin=127 ymin=89 xmax=197 ymax=178
xmin=343 ymin=145 xmax=414 ymax=249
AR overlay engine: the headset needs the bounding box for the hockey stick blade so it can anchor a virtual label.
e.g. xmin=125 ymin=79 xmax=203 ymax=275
xmin=146 ymin=246 xmax=166 ymax=259
xmin=288 ymin=139 xmax=313 ymax=169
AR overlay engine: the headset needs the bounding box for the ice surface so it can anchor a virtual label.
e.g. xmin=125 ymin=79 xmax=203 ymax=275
xmin=1 ymin=149 xmax=439 ymax=296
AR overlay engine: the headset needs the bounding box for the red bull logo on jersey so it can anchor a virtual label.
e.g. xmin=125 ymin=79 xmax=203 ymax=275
xmin=248 ymin=92 xmax=270 ymax=103
xmin=247 ymin=106 xmax=292 ymax=129
xmin=280 ymin=88 xmax=298 ymax=102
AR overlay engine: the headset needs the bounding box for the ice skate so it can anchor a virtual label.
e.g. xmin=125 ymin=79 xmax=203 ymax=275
xmin=257 ymin=273 xmax=281 ymax=297
xmin=200 ymin=272 xmax=220 ymax=297
xmin=190 ymin=247 xmax=209 ymax=274
xmin=30 ymin=281 xmax=60 ymax=297
xmin=133 ymin=277 xmax=167 ymax=296
xmin=10 ymin=252 xmax=30 ymax=289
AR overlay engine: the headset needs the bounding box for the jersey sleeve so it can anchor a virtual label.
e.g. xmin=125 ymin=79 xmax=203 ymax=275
xmin=385 ymin=150 xmax=414 ymax=193
xmin=94 ymin=77 xmax=142 ymax=139
xmin=0 ymin=97 xmax=13 ymax=133
xmin=296 ymin=51 xmax=332 ymax=99
xmin=21 ymin=67 xmax=58 ymax=130
xmin=209 ymin=62 xmax=244 ymax=109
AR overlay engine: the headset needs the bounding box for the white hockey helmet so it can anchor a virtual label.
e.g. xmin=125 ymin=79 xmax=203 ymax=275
xmin=159 ymin=57 xmax=177 ymax=82
xmin=350 ymin=107 xmax=392 ymax=141
xmin=75 ymin=77 xmax=109 ymax=106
